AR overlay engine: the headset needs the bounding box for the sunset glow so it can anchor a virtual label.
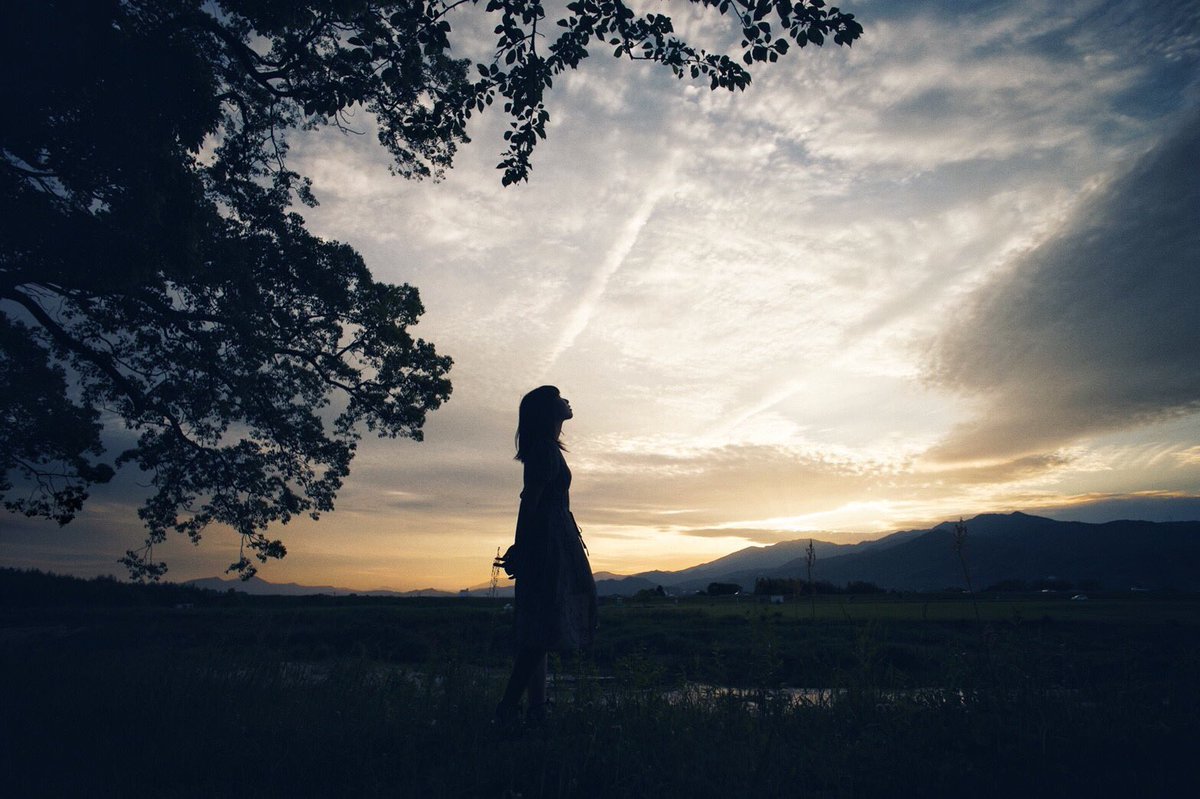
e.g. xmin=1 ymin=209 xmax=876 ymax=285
xmin=4 ymin=0 xmax=1198 ymax=590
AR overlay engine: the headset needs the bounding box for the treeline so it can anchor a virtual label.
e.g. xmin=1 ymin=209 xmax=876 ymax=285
xmin=0 ymin=568 xmax=487 ymax=608
xmin=631 ymin=576 xmax=1124 ymax=600
xmin=754 ymin=576 xmax=1114 ymax=596
xmin=0 ymin=568 xmax=229 ymax=607
xmin=754 ymin=578 xmax=886 ymax=596
xmin=755 ymin=577 xmax=1116 ymax=595
xmin=982 ymin=577 xmax=1106 ymax=592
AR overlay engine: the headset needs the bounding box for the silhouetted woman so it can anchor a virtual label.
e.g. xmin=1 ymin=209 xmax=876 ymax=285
xmin=495 ymin=385 xmax=598 ymax=726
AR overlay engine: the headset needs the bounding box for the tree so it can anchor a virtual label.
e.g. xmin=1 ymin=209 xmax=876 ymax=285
xmin=0 ymin=0 xmax=862 ymax=579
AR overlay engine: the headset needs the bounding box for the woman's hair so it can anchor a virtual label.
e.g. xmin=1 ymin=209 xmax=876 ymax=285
xmin=515 ymin=385 xmax=566 ymax=463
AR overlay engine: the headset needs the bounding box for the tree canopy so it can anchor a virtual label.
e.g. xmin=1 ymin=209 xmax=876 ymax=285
xmin=0 ymin=0 xmax=861 ymax=579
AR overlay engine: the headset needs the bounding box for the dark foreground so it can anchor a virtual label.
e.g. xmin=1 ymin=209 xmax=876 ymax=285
xmin=2 ymin=589 xmax=1197 ymax=797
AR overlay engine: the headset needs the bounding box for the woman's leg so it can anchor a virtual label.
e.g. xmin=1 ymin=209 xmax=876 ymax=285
xmin=499 ymin=647 xmax=545 ymax=714
xmin=526 ymin=652 xmax=547 ymax=708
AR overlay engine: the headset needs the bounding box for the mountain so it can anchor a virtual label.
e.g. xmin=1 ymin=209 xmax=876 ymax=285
xmin=595 ymin=574 xmax=660 ymax=596
xmin=183 ymin=575 xmax=513 ymax=598
xmin=184 ymin=575 xmax=423 ymax=597
xmin=183 ymin=512 xmax=1200 ymax=598
xmin=597 ymin=513 xmax=1200 ymax=594
xmin=787 ymin=513 xmax=1200 ymax=591
xmin=600 ymin=539 xmax=853 ymax=595
xmin=594 ymin=524 xmax=936 ymax=595
xmin=669 ymin=538 xmax=852 ymax=581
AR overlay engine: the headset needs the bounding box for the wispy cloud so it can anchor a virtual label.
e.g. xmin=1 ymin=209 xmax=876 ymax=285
xmin=541 ymin=151 xmax=681 ymax=375
xmin=926 ymin=111 xmax=1200 ymax=461
xmin=10 ymin=1 xmax=1200 ymax=590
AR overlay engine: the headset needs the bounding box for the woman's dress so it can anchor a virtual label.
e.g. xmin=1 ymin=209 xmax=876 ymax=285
xmin=513 ymin=449 xmax=598 ymax=650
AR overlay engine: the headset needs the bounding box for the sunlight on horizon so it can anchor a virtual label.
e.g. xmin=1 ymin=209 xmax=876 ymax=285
xmin=3 ymin=1 xmax=1196 ymax=592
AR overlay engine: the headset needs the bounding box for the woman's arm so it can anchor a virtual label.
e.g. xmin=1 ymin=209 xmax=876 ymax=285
xmin=513 ymin=450 xmax=561 ymax=564
xmin=498 ymin=463 xmax=551 ymax=580
xmin=514 ymin=460 xmax=551 ymax=545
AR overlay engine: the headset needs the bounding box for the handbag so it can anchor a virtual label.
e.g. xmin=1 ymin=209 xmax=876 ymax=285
xmin=494 ymin=544 xmax=520 ymax=579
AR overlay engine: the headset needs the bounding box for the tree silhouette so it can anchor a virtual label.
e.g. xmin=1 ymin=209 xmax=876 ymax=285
xmin=0 ymin=0 xmax=861 ymax=579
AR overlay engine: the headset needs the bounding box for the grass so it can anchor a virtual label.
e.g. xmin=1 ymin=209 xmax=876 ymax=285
xmin=2 ymin=594 xmax=1198 ymax=797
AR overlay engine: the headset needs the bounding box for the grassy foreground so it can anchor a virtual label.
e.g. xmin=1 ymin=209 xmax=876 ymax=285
xmin=2 ymin=594 xmax=1197 ymax=797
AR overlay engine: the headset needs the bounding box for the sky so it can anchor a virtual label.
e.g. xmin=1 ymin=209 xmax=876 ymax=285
xmin=3 ymin=0 xmax=1200 ymax=591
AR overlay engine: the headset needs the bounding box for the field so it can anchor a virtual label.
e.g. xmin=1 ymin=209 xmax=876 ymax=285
xmin=2 ymin=591 xmax=1197 ymax=797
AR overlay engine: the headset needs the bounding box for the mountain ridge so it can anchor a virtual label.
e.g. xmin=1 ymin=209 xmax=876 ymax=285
xmin=597 ymin=512 xmax=1200 ymax=595
xmin=184 ymin=512 xmax=1200 ymax=596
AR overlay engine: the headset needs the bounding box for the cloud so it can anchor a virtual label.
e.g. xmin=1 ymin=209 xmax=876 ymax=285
xmin=11 ymin=1 xmax=1200 ymax=590
xmin=674 ymin=526 xmax=830 ymax=544
xmin=926 ymin=111 xmax=1200 ymax=461
xmin=921 ymin=454 xmax=1072 ymax=484
xmin=541 ymin=151 xmax=680 ymax=374
xmin=1037 ymin=491 xmax=1200 ymax=523
xmin=772 ymin=0 xmax=1200 ymax=172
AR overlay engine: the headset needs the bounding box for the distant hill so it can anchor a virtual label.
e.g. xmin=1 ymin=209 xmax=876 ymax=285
xmin=596 ymin=513 xmax=1200 ymax=595
xmin=183 ymin=575 xmax=446 ymax=597
xmin=787 ymin=513 xmax=1200 ymax=592
xmin=183 ymin=575 xmax=514 ymax=598
xmin=83 ymin=512 xmax=1200 ymax=598
xmin=0 ymin=568 xmax=221 ymax=607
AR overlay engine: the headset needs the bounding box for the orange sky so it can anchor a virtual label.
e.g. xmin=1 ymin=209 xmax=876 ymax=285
xmin=4 ymin=0 xmax=1199 ymax=591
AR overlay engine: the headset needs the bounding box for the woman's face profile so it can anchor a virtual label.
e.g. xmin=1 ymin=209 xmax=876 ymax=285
xmin=556 ymin=394 xmax=573 ymax=421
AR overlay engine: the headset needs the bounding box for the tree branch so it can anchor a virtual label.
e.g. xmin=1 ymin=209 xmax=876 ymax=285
xmin=187 ymin=14 xmax=294 ymax=98
xmin=2 ymin=287 xmax=206 ymax=452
